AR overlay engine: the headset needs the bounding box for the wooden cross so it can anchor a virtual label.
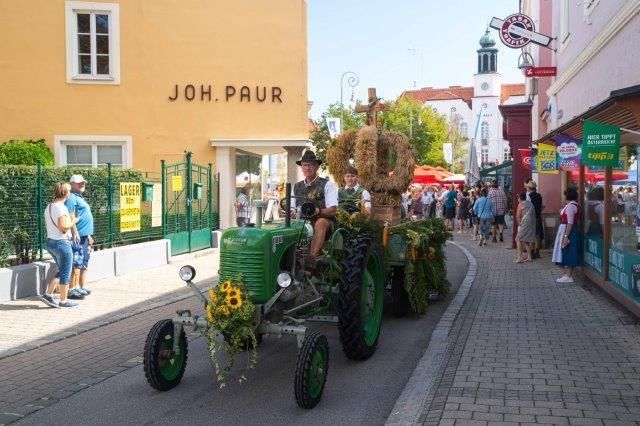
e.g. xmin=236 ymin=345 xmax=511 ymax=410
xmin=355 ymin=88 xmax=387 ymax=127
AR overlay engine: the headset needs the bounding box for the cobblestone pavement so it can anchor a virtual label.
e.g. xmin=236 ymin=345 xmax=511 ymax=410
xmin=0 ymin=251 xmax=217 ymax=421
xmin=415 ymin=227 xmax=640 ymax=425
xmin=0 ymin=249 xmax=218 ymax=358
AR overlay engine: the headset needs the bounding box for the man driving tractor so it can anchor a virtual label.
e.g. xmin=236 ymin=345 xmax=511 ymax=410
xmin=289 ymin=150 xmax=338 ymax=268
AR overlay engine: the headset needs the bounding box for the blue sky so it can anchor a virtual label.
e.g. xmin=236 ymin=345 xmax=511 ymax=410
xmin=308 ymin=0 xmax=526 ymax=118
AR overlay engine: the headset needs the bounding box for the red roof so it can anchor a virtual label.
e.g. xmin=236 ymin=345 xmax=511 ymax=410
xmin=401 ymin=83 xmax=525 ymax=106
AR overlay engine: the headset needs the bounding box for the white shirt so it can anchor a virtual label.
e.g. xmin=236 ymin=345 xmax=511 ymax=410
xmin=45 ymin=201 xmax=71 ymax=240
xmin=343 ymin=184 xmax=372 ymax=210
xmin=291 ymin=177 xmax=339 ymax=211
xmin=421 ymin=191 xmax=435 ymax=205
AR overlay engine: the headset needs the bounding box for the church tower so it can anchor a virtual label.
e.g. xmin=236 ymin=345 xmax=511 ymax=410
xmin=472 ymin=29 xmax=504 ymax=166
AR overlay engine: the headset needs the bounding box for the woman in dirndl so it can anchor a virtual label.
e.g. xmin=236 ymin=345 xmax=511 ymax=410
xmin=552 ymin=187 xmax=582 ymax=283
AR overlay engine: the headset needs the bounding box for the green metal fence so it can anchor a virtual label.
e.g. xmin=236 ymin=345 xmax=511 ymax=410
xmin=0 ymin=164 xmax=161 ymax=266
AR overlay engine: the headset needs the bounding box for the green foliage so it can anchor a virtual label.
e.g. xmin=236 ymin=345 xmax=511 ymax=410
xmin=0 ymin=139 xmax=54 ymax=166
xmin=389 ymin=218 xmax=451 ymax=314
xmin=309 ymin=103 xmax=365 ymax=168
xmin=335 ymin=209 xmax=383 ymax=238
xmin=382 ymin=98 xmax=449 ymax=167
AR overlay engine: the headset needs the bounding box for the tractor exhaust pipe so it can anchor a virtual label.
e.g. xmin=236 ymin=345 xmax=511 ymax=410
xmin=285 ymin=183 xmax=291 ymax=228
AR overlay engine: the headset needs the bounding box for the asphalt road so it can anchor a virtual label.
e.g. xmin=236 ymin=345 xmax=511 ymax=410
xmin=18 ymin=243 xmax=468 ymax=426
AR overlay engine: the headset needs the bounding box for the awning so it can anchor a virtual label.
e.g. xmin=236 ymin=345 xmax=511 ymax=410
xmin=534 ymin=85 xmax=640 ymax=146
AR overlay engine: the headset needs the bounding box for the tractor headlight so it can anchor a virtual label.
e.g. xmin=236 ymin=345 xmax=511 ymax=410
xmin=179 ymin=265 xmax=196 ymax=282
xmin=277 ymin=272 xmax=292 ymax=288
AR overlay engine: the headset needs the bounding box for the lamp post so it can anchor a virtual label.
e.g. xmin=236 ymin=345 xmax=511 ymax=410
xmin=450 ymin=107 xmax=457 ymax=173
xmin=340 ymin=71 xmax=359 ymax=131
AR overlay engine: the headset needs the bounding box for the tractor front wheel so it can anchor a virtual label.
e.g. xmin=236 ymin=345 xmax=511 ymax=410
xmin=338 ymin=235 xmax=385 ymax=360
xmin=294 ymin=331 xmax=329 ymax=409
xmin=143 ymin=319 xmax=188 ymax=391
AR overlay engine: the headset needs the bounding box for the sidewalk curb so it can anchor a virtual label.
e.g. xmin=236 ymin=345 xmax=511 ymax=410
xmin=385 ymin=240 xmax=478 ymax=425
xmin=0 ymin=249 xmax=218 ymax=361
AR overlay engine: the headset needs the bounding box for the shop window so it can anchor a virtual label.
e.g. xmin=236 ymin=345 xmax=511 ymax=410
xmin=55 ymin=135 xmax=131 ymax=167
xmin=65 ymin=1 xmax=120 ymax=84
xmin=235 ymin=150 xmax=263 ymax=220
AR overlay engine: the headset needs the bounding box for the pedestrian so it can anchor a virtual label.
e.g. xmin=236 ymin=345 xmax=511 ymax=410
xmin=421 ymin=186 xmax=435 ymax=219
xmin=401 ymin=188 xmax=411 ymax=219
xmin=456 ymin=191 xmax=469 ymax=233
xmin=552 ymin=187 xmax=582 ymax=283
xmin=412 ymin=187 xmax=423 ymax=220
xmin=469 ymin=190 xmax=479 ymax=241
xmin=66 ymin=174 xmax=94 ymax=298
xmin=488 ymin=180 xmax=508 ymax=242
xmin=525 ymin=179 xmax=544 ymax=258
xmin=41 ymin=182 xmax=79 ymax=308
xmin=515 ymin=192 xmax=535 ymax=263
xmin=444 ymin=184 xmax=457 ymax=231
xmin=624 ymin=186 xmax=636 ymax=227
xmin=473 ymin=187 xmax=493 ymax=246
xmin=338 ymin=166 xmax=372 ymax=214
xmin=235 ymin=185 xmax=251 ymax=226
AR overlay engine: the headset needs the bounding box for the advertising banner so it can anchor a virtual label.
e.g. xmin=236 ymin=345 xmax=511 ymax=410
xmin=443 ymin=143 xmax=453 ymax=163
xmin=537 ymin=143 xmax=558 ymax=174
xmin=120 ymin=182 xmax=141 ymax=233
xmin=555 ymin=134 xmax=581 ymax=171
xmin=582 ymin=119 xmax=621 ymax=167
xmin=326 ymin=117 xmax=342 ymax=138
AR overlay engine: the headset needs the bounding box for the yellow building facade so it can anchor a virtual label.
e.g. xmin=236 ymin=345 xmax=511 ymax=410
xmin=0 ymin=0 xmax=309 ymax=228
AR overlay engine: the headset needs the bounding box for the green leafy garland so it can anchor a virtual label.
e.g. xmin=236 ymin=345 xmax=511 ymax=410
xmin=389 ymin=218 xmax=451 ymax=314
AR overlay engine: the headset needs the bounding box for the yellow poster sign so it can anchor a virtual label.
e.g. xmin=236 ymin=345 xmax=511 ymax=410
xmin=172 ymin=175 xmax=183 ymax=192
xmin=120 ymin=182 xmax=141 ymax=232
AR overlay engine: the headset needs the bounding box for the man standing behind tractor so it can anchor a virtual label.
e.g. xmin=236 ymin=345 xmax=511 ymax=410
xmin=338 ymin=166 xmax=371 ymax=215
xmin=66 ymin=174 xmax=94 ymax=297
xmin=290 ymin=151 xmax=338 ymax=268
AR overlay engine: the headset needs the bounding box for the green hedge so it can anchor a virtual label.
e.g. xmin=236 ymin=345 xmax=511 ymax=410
xmin=0 ymin=139 xmax=54 ymax=166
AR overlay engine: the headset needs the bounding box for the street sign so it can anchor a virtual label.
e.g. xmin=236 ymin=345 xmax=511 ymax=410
xmin=490 ymin=14 xmax=552 ymax=48
xmin=524 ymin=67 xmax=557 ymax=77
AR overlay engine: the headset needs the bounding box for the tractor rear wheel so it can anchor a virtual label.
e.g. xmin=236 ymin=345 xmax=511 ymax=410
xmin=338 ymin=235 xmax=385 ymax=360
xmin=390 ymin=265 xmax=410 ymax=317
xmin=143 ymin=319 xmax=188 ymax=391
xmin=294 ymin=331 xmax=329 ymax=409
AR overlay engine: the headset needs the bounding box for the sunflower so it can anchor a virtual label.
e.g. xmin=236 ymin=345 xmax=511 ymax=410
xmin=226 ymin=295 xmax=243 ymax=310
xmin=206 ymin=304 xmax=214 ymax=322
xmin=218 ymin=306 xmax=230 ymax=316
xmin=226 ymin=287 xmax=243 ymax=300
xmin=208 ymin=289 xmax=219 ymax=303
xmin=220 ymin=281 xmax=232 ymax=292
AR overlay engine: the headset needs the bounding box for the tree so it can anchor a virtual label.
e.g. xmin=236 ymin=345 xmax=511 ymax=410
xmin=381 ymin=98 xmax=448 ymax=166
xmin=309 ymin=103 xmax=364 ymax=167
xmin=448 ymin=114 xmax=469 ymax=174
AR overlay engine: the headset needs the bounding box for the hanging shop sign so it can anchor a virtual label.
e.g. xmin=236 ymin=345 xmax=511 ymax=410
xmin=120 ymin=182 xmax=141 ymax=233
xmin=326 ymin=117 xmax=341 ymax=138
xmin=172 ymin=175 xmax=183 ymax=192
xmin=490 ymin=14 xmax=552 ymax=48
xmin=582 ymin=119 xmax=621 ymax=167
xmin=555 ymin=134 xmax=581 ymax=171
xmin=537 ymin=143 xmax=558 ymax=174
xmin=524 ymin=67 xmax=557 ymax=77
xmin=443 ymin=143 xmax=453 ymax=164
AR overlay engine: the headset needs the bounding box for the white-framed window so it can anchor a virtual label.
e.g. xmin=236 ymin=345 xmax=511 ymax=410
xmin=54 ymin=135 xmax=132 ymax=168
xmin=559 ymin=0 xmax=570 ymax=43
xmin=481 ymin=121 xmax=490 ymax=140
xmin=503 ymin=148 xmax=511 ymax=162
xmin=481 ymin=148 xmax=489 ymax=164
xmin=65 ymin=1 xmax=120 ymax=84
xmin=459 ymin=122 xmax=468 ymax=138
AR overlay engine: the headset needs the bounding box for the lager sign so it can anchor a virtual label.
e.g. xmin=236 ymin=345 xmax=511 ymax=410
xmin=582 ymin=119 xmax=620 ymax=167
xmin=120 ymin=182 xmax=141 ymax=232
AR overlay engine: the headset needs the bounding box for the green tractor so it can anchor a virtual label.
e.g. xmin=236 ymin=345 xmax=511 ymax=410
xmin=143 ymin=183 xmax=386 ymax=408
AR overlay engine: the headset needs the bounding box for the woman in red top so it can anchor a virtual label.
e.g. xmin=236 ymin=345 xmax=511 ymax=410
xmin=552 ymin=187 xmax=582 ymax=283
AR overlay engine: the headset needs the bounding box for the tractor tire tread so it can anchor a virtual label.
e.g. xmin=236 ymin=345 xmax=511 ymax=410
xmin=294 ymin=331 xmax=329 ymax=409
xmin=143 ymin=319 xmax=188 ymax=391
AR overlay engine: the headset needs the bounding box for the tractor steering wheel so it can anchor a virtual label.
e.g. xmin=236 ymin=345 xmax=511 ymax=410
xmin=280 ymin=196 xmax=321 ymax=219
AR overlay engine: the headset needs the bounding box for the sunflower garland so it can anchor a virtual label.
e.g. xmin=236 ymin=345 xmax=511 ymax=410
xmin=205 ymin=278 xmax=257 ymax=388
